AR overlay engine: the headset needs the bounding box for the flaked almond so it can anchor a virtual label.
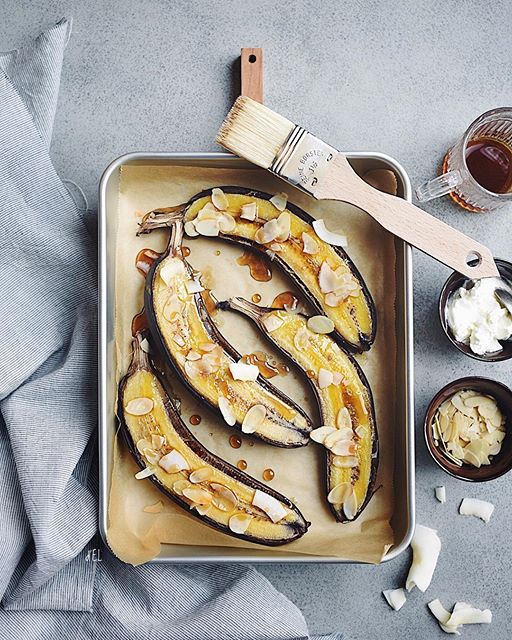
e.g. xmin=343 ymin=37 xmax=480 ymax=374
xmin=182 ymin=487 xmax=213 ymax=505
xmin=331 ymin=439 xmax=357 ymax=456
xmin=186 ymin=350 xmax=201 ymax=361
xmin=125 ymin=397 xmax=153 ymax=416
xmin=218 ymin=395 xmax=236 ymax=426
xmin=211 ymin=483 xmax=238 ymax=512
xmin=343 ymin=487 xmax=358 ymax=520
xmin=151 ymin=434 xmax=165 ymax=450
xmin=355 ymin=425 xmax=367 ymax=438
xmin=135 ymin=467 xmax=155 ymax=480
xmin=211 ymin=187 xmax=228 ymax=210
xmin=262 ymin=313 xmax=284 ymax=333
xmin=252 ymin=489 xmax=287 ymax=522
xmin=332 ymin=371 xmax=344 ymax=386
xmin=218 ymin=212 xmax=236 ymax=233
xmin=242 ymin=404 xmax=266 ymax=434
xmin=318 ymin=368 xmax=333 ymax=389
xmin=323 ymin=429 xmax=347 ymax=449
xmin=307 ymin=315 xmax=335 ymax=334
xmin=194 ymin=503 xmax=212 ymax=515
xmin=336 ymin=407 xmax=352 ymax=430
xmin=319 ymin=262 xmax=342 ymax=294
xmin=158 ymin=449 xmax=189 ymax=473
xmin=332 ymin=455 xmax=358 ymax=468
xmin=136 ymin=438 xmax=152 ymax=454
xmin=312 ymin=219 xmax=348 ymax=247
xmin=240 ymin=202 xmax=257 ymax=221
xmin=159 ymin=259 xmax=185 ymax=285
xmin=197 ymin=202 xmax=219 ymax=220
xmin=142 ymin=448 xmax=161 ymax=465
xmin=143 ymin=500 xmax=164 ymax=514
xmin=199 ymin=342 xmax=217 ymax=352
xmin=184 ymin=360 xmax=201 ymax=379
xmin=294 ymin=326 xmax=310 ymax=350
xmin=173 ymin=333 xmax=186 ymax=347
xmin=189 ymin=467 xmax=212 ymax=484
xmin=275 ymin=211 xmax=291 ymax=241
xmin=163 ymin=295 xmax=182 ymax=322
xmin=228 ymin=512 xmax=253 ymax=534
xmin=173 ymin=479 xmax=190 ymax=495
xmin=327 ymin=482 xmax=352 ymax=504
xmin=270 ymin=192 xmax=288 ymax=211
xmin=186 ymin=278 xmax=204 ymax=294
xmin=301 ymin=232 xmax=319 ymax=254
xmin=310 ymin=426 xmax=337 ymax=444
xmin=195 ymin=218 xmax=220 ymax=237
xmin=270 ymin=242 xmax=282 ymax=252
xmin=325 ymin=292 xmax=343 ymax=307
xmin=184 ymin=220 xmax=199 ymax=237
xmin=229 ymin=360 xmax=259 ymax=381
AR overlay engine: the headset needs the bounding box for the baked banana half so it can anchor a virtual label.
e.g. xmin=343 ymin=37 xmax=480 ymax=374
xmin=140 ymin=186 xmax=376 ymax=352
xmin=221 ymin=297 xmax=378 ymax=523
xmin=118 ymin=334 xmax=309 ymax=545
xmin=138 ymin=219 xmax=312 ymax=448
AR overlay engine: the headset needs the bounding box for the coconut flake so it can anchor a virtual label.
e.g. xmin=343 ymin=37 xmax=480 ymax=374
xmin=135 ymin=467 xmax=155 ymax=480
xmin=405 ymin=524 xmax=441 ymax=593
xmin=218 ymin=395 xmax=236 ymax=426
xmin=159 ymin=259 xmax=185 ymax=285
xmin=186 ymin=278 xmax=204 ymax=294
xmin=269 ymin=192 xmax=288 ymax=211
xmin=383 ymin=588 xmax=407 ymax=611
xmin=140 ymin=338 xmax=151 ymax=353
xmin=275 ymin=211 xmax=291 ymax=241
xmin=301 ymin=232 xmax=319 ymax=254
xmin=240 ymin=202 xmax=257 ymax=221
xmin=252 ymin=489 xmax=287 ymax=522
xmin=318 ymin=368 xmax=334 ymax=389
xmin=312 ymin=219 xmax=348 ymax=247
xmin=459 ymin=498 xmax=494 ymax=523
xmin=229 ymin=360 xmax=259 ymax=382
xmin=125 ymin=397 xmax=154 ymax=416
xmin=158 ymin=449 xmax=190 ymax=473
xmin=448 ymin=602 xmax=492 ymax=627
xmin=262 ymin=313 xmax=284 ymax=333
xmin=435 ymin=486 xmax=446 ymax=504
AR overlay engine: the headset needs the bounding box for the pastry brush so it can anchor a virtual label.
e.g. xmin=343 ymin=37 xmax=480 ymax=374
xmin=216 ymin=96 xmax=498 ymax=279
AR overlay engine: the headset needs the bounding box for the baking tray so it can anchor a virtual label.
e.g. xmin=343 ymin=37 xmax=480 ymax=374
xmin=99 ymin=151 xmax=415 ymax=563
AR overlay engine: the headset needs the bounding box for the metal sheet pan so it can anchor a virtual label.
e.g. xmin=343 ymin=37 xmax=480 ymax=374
xmin=99 ymin=151 xmax=415 ymax=563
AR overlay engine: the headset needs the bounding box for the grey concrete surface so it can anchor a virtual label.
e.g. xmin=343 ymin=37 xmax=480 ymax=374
xmin=1 ymin=1 xmax=511 ymax=638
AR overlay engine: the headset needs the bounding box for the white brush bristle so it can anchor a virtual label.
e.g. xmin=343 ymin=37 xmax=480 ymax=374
xmin=216 ymin=96 xmax=295 ymax=169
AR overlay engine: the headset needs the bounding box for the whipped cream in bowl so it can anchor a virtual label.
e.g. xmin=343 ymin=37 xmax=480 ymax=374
xmin=439 ymin=259 xmax=512 ymax=362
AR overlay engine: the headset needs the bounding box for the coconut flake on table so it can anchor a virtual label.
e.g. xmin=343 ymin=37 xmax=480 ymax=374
xmin=382 ymin=588 xmax=406 ymax=611
xmin=435 ymin=486 xmax=446 ymax=504
xmin=459 ymin=497 xmax=494 ymax=523
xmin=427 ymin=599 xmax=492 ymax=635
xmin=405 ymin=524 xmax=441 ymax=593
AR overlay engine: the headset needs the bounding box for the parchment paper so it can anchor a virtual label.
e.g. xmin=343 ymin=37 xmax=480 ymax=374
xmin=107 ymin=164 xmax=397 ymax=564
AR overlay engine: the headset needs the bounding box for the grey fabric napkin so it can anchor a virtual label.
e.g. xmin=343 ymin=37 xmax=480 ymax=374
xmin=0 ymin=18 xmax=342 ymax=640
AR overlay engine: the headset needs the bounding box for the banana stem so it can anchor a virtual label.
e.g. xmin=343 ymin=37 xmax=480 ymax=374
xmin=137 ymin=205 xmax=186 ymax=235
xmin=221 ymin=296 xmax=271 ymax=322
xmin=128 ymin=331 xmax=151 ymax=374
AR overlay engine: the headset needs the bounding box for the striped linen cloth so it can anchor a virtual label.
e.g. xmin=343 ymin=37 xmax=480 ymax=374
xmin=0 ymin=18 xmax=342 ymax=640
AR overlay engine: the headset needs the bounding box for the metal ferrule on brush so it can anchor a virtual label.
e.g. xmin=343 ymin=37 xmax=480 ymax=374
xmin=269 ymin=125 xmax=338 ymax=194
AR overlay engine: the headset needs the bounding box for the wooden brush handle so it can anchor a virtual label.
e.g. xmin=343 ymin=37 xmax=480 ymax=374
xmin=315 ymin=154 xmax=498 ymax=279
xmin=241 ymin=48 xmax=263 ymax=103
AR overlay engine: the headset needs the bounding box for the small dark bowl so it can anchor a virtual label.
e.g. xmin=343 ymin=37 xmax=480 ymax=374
xmin=424 ymin=377 xmax=512 ymax=481
xmin=439 ymin=257 xmax=512 ymax=362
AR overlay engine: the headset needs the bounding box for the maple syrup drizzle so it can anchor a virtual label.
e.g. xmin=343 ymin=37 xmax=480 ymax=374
xmin=214 ymin=250 xmax=221 ymax=256
xmin=237 ymin=249 xmax=272 ymax=282
xmin=251 ymin=293 xmax=262 ymax=304
xmin=241 ymin=353 xmax=289 ymax=378
xmin=306 ymin=369 xmax=316 ymax=379
xmin=262 ymin=468 xmax=275 ymax=481
xmin=229 ymin=435 xmax=242 ymax=449
xmin=237 ymin=459 xmax=247 ymax=471
xmin=201 ymin=289 xmax=218 ymax=315
xmin=271 ymin=291 xmax=300 ymax=311
xmin=131 ymin=309 xmax=149 ymax=336
xmin=189 ymin=414 xmax=202 ymax=426
xmin=135 ymin=248 xmax=161 ymax=276
xmin=181 ymin=246 xmax=191 ymax=257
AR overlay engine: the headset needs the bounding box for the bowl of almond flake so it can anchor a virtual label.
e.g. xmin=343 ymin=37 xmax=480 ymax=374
xmin=424 ymin=377 xmax=512 ymax=481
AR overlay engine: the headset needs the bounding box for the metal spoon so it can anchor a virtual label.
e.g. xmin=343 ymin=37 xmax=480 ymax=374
xmin=495 ymin=288 xmax=512 ymax=317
